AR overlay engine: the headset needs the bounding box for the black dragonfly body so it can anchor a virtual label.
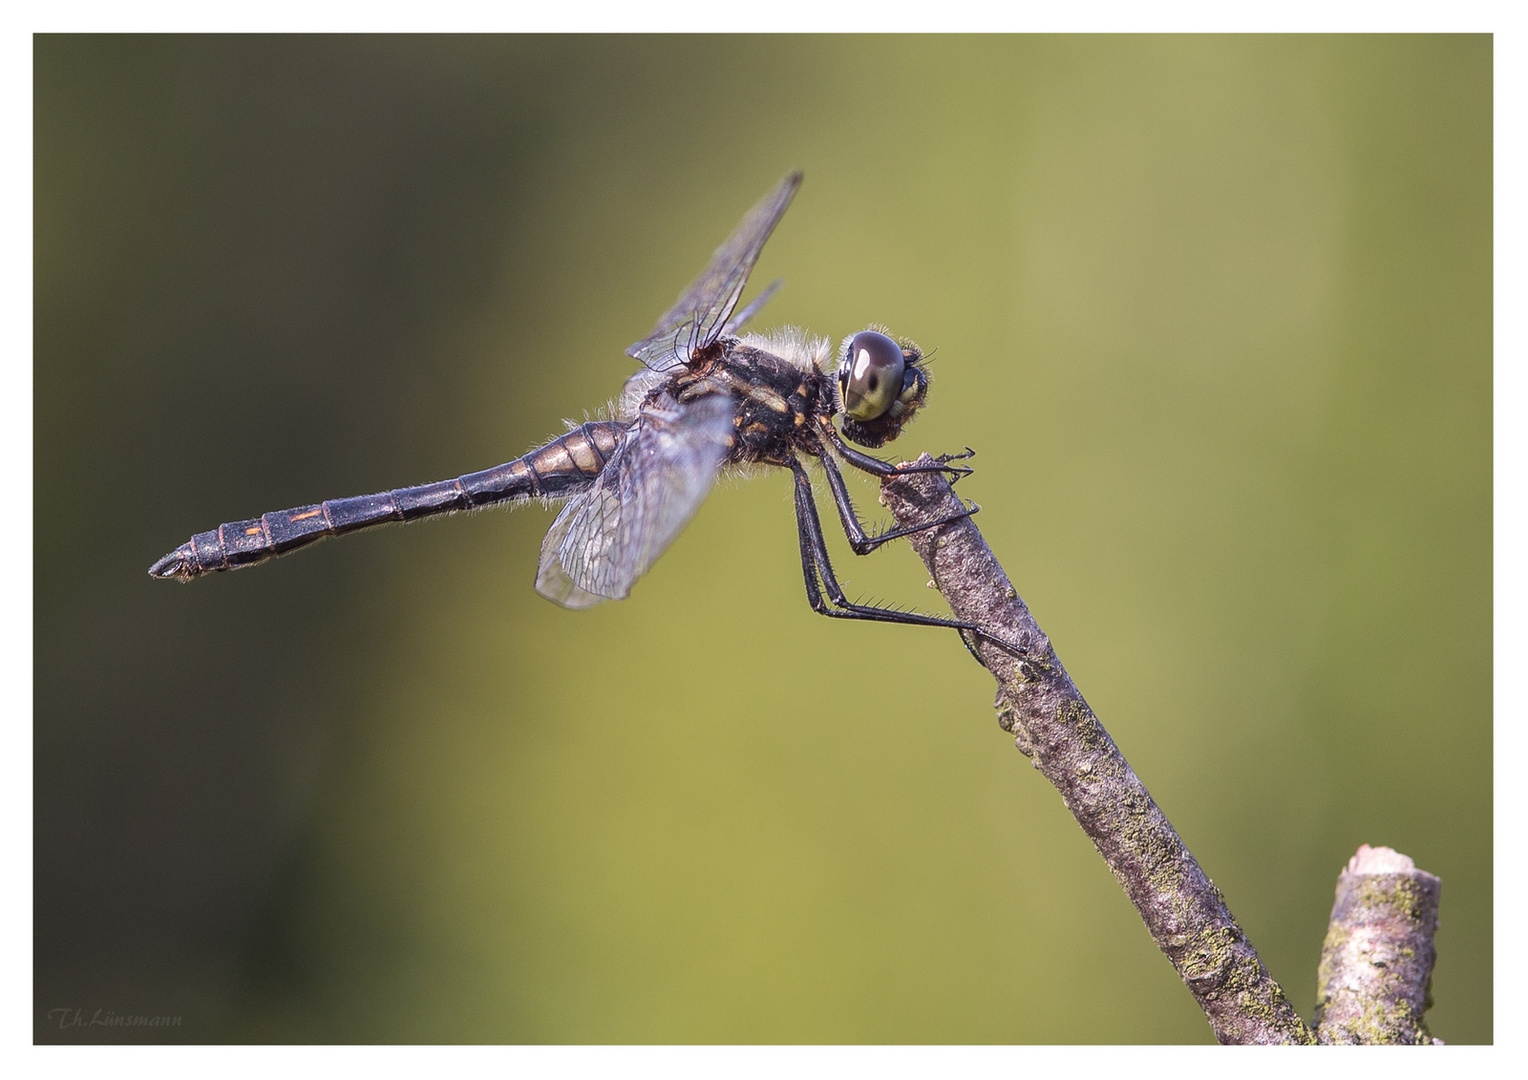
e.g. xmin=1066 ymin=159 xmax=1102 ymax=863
xmin=150 ymin=172 xmax=989 ymax=644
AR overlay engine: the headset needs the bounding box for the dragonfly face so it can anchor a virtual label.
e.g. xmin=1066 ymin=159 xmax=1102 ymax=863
xmin=836 ymin=328 xmax=930 ymax=450
xmin=150 ymin=171 xmax=990 ymax=650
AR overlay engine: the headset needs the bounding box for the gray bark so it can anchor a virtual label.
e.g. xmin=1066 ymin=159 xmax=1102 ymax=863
xmin=880 ymin=458 xmax=1315 ymax=1044
xmin=1314 ymin=845 xmax=1442 ymax=1044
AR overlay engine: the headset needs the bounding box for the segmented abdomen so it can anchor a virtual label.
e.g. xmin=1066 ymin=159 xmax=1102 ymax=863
xmin=149 ymin=421 xmax=626 ymax=581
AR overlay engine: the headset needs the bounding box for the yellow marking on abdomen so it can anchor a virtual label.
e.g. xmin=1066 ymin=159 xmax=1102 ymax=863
xmin=536 ymin=445 xmax=574 ymax=473
xmin=245 ymin=526 xmax=262 ymax=536
xmin=290 ymin=509 xmax=323 ymax=522
xmin=566 ymin=439 xmax=598 ymax=472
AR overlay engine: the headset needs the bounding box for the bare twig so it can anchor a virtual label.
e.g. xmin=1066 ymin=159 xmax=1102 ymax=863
xmin=880 ymin=457 xmax=1314 ymax=1044
xmin=1314 ymin=845 xmax=1442 ymax=1044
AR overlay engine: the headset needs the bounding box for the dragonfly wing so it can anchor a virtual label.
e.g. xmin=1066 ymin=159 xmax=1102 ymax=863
xmin=627 ymin=171 xmax=802 ymax=373
xmin=534 ymin=494 xmax=618 ymax=610
xmin=720 ymin=277 xmax=783 ymax=338
xmin=535 ymin=393 xmax=735 ymax=609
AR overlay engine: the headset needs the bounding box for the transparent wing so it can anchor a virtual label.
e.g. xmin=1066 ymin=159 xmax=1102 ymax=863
xmin=627 ymin=171 xmax=802 ymax=373
xmin=720 ymin=277 xmax=783 ymax=338
xmin=535 ymin=393 xmax=735 ymax=609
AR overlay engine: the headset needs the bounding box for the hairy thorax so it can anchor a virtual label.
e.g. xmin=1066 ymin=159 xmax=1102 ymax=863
xmin=670 ymin=333 xmax=836 ymax=467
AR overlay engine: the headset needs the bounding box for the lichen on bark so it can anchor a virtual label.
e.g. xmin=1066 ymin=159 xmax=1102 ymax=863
xmin=878 ymin=459 xmax=1443 ymax=1045
xmin=880 ymin=459 xmax=1315 ymax=1044
xmin=1314 ymin=845 xmax=1442 ymax=1044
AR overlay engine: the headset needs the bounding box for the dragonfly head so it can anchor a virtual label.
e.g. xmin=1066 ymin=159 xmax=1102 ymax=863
xmin=835 ymin=327 xmax=929 ymax=449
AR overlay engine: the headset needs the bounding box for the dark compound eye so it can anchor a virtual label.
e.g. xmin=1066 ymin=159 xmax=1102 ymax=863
xmin=839 ymin=330 xmax=907 ymax=421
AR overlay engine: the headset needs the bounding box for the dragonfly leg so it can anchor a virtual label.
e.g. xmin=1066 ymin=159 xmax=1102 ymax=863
xmin=789 ymin=460 xmax=1015 ymax=666
xmin=825 ymin=425 xmax=975 ymax=483
xmin=817 ymin=452 xmax=977 ymax=555
xmin=933 ymin=446 xmax=977 ymax=483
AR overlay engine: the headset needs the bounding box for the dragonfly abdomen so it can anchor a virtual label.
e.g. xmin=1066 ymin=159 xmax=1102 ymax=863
xmin=148 ymin=421 xmax=627 ymax=582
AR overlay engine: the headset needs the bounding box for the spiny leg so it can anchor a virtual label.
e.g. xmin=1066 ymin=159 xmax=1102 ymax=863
xmin=791 ymin=459 xmax=1029 ymax=665
xmin=817 ymin=452 xmax=977 ymax=555
xmin=789 ymin=458 xmax=986 ymax=639
xmin=824 ymin=425 xmax=975 ymax=483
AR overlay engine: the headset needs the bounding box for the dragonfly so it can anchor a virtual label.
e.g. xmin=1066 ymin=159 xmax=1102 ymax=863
xmin=150 ymin=171 xmax=1005 ymax=652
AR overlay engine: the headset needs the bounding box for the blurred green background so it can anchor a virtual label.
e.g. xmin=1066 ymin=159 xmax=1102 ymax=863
xmin=34 ymin=35 xmax=1491 ymax=1044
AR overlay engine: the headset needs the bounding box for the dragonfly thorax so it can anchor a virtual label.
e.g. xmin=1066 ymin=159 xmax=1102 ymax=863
xmin=670 ymin=337 xmax=837 ymax=468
